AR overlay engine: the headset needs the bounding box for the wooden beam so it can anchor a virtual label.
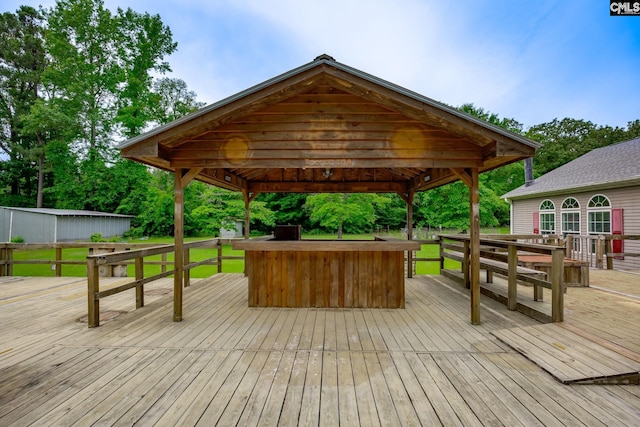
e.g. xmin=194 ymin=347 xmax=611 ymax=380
xmin=170 ymin=158 xmax=482 ymax=169
xmin=173 ymin=169 xmax=185 ymax=322
xmin=469 ymin=167 xmax=481 ymax=325
xmin=180 ymin=167 xmax=203 ymax=187
xmin=450 ymin=168 xmax=473 ymax=188
xmin=249 ymin=181 xmax=407 ymax=194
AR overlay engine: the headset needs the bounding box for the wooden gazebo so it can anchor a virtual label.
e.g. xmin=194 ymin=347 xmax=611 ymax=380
xmin=119 ymin=54 xmax=539 ymax=324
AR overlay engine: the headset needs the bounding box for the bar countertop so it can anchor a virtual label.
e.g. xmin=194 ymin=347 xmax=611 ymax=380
xmin=232 ymin=236 xmax=421 ymax=252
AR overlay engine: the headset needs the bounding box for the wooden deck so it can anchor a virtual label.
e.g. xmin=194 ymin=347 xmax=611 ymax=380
xmin=1 ymin=272 xmax=639 ymax=426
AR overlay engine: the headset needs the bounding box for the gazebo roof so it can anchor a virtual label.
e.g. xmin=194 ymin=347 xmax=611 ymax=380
xmin=119 ymin=54 xmax=539 ymax=196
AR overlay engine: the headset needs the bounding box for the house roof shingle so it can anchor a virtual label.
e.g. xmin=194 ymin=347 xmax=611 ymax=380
xmin=502 ymin=137 xmax=640 ymax=200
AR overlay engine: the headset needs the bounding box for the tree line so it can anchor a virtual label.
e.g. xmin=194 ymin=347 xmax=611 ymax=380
xmin=2 ymin=0 xmax=639 ymax=238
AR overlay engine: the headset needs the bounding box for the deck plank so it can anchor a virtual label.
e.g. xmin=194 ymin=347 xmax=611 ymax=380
xmin=493 ymin=323 xmax=640 ymax=384
xmin=0 ymin=272 xmax=639 ymax=425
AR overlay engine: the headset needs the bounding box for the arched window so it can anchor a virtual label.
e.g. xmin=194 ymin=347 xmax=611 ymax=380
xmin=539 ymin=199 xmax=555 ymax=234
xmin=561 ymin=197 xmax=581 ymax=250
xmin=588 ymin=195 xmax=611 ymax=234
xmin=588 ymin=194 xmax=611 ymax=253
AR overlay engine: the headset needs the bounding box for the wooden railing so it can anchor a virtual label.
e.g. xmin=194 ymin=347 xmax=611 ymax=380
xmin=564 ymin=234 xmax=640 ymax=269
xmin=0 ymin=242 xmax=164 ymax=277
xmin=439 ymin=235 xmax=565 ymax=322
xmin=5 ymin=233 xmax=637 ymax=328
xmin=86 ymin=239 xmax=224 ymax=327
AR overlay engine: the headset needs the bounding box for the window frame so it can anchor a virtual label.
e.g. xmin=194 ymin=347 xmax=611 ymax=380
xmin=539 ymin=199 xmax=556 ymax=234
xmin=587 ymin=194 xmax=611 ymax=253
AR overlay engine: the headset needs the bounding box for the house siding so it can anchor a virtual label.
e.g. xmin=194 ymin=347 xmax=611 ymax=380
xmin=509 ymin=185 xmax=640 ymax=271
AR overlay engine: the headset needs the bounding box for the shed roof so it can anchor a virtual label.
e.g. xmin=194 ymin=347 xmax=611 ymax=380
xmin=1 ymin=207 xmax=133 ymax=218
xmin=120 ymin=54 xmax=540 ymax=195
xmin=503 ymin=137 xmax=640 ymax=200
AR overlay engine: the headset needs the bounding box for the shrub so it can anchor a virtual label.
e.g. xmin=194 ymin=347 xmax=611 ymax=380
xmin=10 ymin=236 xmax=25 ymax=243
xmin=90 ymin=233 xmax=105 ymax=242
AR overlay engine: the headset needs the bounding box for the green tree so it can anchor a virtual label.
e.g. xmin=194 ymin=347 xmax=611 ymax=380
xmin=526 ymin=118 xmax=629 ymax=175
xmin=0 ymin=6 xmax=47 ymax=206
xmin=44 ymin=0 xmax=122 ymax=152
xmin=255 ymin=193 xmax=311 ymax=231
xmin=190 ymin=187 xmax=275 ymax=237
xmin=414 ymin=181 xmax=503 ymax=231
xmin=115 ymin=8 xmax=177 ymax=137
xmin=305 ymin=193 xmax=379 ymax=238
xmin=373 ymin=193 xmax=406 ymax=231
xmin=150 ymin=77 xmax=205 ymax=126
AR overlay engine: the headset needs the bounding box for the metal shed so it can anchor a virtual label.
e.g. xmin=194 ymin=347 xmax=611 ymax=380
xmin=0 ymin=207 xmax=132 ymax=243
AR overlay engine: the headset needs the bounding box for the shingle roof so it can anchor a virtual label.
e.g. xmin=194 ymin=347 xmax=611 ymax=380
xmin=0 ymin=207 xmax=133 ymax=217
xmin=502 ymin=137 xmax=640 ymax=200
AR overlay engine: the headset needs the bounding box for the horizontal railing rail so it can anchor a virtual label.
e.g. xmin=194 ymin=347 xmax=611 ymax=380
xmin=439 ymin=234 xmax=565 ymax=322
xmin=565 ymin=234 xmax=640 ymax=269
xmin=86 ymin=238 xmax=224 ymax=327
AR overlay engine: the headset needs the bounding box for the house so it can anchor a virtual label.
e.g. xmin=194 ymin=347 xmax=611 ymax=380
xmin=0 ymin=207 xmax=133 ymax=243
xmin=502 ymin=137 xmax=640 ymax=270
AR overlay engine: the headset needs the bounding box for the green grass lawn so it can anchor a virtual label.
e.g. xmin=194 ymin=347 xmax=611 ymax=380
xmin=11 ymin=237 xmax=245 ymax=277
xmin=9 ymin=234 xmax=460 ymax=277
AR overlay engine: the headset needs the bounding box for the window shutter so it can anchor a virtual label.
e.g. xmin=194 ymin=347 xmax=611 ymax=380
xmin=612 ymin=208 xmax=624 ymax=259
xmin=533 ymin=212 xmax=539 ymax=234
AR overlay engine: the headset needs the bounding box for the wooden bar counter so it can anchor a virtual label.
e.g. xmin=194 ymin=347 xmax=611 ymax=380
xmin=232 ymin=238 xmax=421 ymax=308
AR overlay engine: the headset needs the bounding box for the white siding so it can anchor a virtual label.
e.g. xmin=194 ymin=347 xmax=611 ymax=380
xmin=510 ymin=185 xmax=640 ymax=271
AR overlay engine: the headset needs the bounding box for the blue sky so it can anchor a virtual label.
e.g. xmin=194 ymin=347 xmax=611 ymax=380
xmin=5 ymin=0 xmax=640 ymax=129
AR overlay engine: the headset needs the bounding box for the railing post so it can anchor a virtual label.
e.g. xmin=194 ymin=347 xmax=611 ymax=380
xmin=7 ymin=247 xmax=13 ymax=276
xmin=0 ymin=245 xmax=6 ymax=276
xmin=135 ymin=256 xmax=144 ymax=308
xmin=551 ymin=248 xmax=564 ymax=322
xmin=565 ymin=235 xmax=573 ymax=258
xmin=463 ymin=240 xmax=470 ymax=289
xmin=217 ymin=239 xmax=223 ymax=274
xmin=407 ymin=250 xmax=413 ymax=278
xmin=507 ymin=244 xmax=518 ymax=311
xmin=87 ymin=257 xmax=100 ymax=328
xmin=438 ymin=236 xmax=444 ymax=273
xmin=184 ymin=247 xmax=191 ymax=287
xmin=605 ymin=237 xmax=614 ymax=270
xmin=55 ymin=247 xmax=62 ymax=277
xmin=596 ymin=235 xmax=604 ymax=269
xmin=161 ymin=253 xmax=167 ymax=273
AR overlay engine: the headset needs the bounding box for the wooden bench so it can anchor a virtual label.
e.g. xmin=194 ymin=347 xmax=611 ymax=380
xmin=444 ymin=251 xmax=546 ymax=283
xmin=443 ymin=250 xmax=550 ymax=306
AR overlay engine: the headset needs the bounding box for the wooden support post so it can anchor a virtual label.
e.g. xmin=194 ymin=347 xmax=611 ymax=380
xmin=243 ymin=190 xmax=251 ymax=239
xmin=469 ymin=168 xmax=481 ymax=325
xmin=55 ymin=247 xmax=62 ymax=277
xmin=135 ymin=257 xmax=144 ymax=309
xmin=87 ymin=257 xmax=100 ymax=328
xmin=507 ymin=245 xmax=518 ymax=311
xmin=173 ymin=169 xmax=185 ymax=322
xmin=406 ymin=190 xmax=414 ymax=278
xmin=551 ymin=248 xmax=564 ymax=322
xmin=161 ymin=253 xmax=167 ymax=273
xmin=217 ymin=239 xmax=223 ymax=274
